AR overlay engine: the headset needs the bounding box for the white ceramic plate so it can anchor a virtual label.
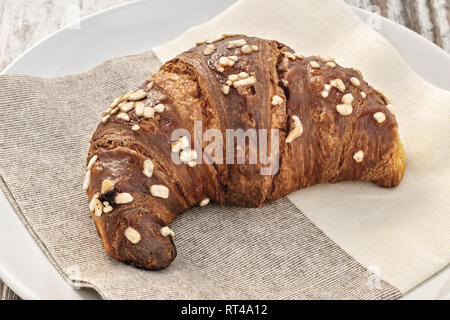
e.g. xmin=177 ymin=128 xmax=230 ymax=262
xmin=1 ymin=0 xmax=449 ymax=300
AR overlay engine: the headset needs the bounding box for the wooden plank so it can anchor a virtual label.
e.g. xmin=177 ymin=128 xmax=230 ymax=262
xmin=401 ymin=1 xmax=425 ymax=35
xmin=429 ymin=0 xmax=450 ymax=52
xmin=372 ymin=0 xmax=388 ymax=18
xmin=0 ymin=0 xmax=134 ymax=71
xmin=385 ymin=0 xmax=406 ymax=25
xmin=428 ymin=0 xmax=443 ymax=47
xmin=345 ymin=0 xmax=450 ymax=51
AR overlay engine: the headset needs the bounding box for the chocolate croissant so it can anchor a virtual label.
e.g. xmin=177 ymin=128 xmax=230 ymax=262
xmin=84 ymin=35 xmax=406 ymax=269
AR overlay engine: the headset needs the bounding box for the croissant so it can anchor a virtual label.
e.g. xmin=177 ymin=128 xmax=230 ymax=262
xmin=84 ymin=35 xmax=406 ymax=269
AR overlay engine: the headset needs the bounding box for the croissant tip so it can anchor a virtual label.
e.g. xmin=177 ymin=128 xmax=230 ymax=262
xmin=114 ymin=239 xmax=177 ymax=270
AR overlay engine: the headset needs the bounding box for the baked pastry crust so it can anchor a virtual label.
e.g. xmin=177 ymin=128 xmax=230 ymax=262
xmin=85 ymin=35 xmax=406 ymax=269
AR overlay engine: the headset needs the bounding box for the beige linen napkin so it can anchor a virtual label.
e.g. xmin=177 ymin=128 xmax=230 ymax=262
xmin=0 ymin=0 xmax=448 ymax=299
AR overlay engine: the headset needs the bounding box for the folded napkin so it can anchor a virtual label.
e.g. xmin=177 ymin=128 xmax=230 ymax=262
xmin=0 ymin=0 xmax=449 ymax=299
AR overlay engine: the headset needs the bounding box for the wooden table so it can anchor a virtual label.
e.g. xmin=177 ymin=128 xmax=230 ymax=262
xmin=0 ymin=0 xmax=449 ymax=300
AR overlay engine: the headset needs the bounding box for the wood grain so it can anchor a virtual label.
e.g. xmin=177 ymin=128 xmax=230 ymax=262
xmin=0 ymin=0 xmax=448 ymax=300
xmin=346 ymin=0 xmax=450 ymax=52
